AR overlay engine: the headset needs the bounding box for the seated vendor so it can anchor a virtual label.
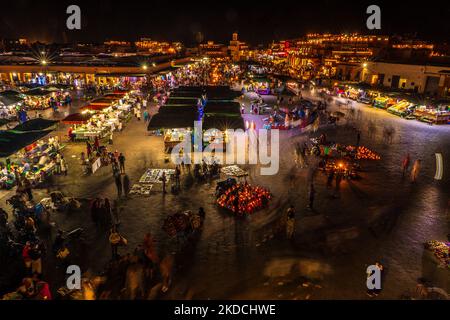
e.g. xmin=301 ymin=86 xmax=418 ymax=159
xmin=22 ymin=161 xmax=31 ymax=173
xmin=38 ymin=154 xmax=48 ymax=168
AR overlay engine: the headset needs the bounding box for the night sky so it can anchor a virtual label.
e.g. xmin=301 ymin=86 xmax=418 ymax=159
xmin=0 ymin=0 xmax=449 ymax=45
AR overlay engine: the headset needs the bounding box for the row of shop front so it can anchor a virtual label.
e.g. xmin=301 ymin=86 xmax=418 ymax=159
xmin=326 ymin=83 xmax=450 ymax=125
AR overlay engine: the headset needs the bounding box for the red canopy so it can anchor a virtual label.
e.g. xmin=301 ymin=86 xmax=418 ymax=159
xmin=80 ymin=104 xmax=109 ymax=111
xmin=61 ymin=113 xmax=93 ymax=124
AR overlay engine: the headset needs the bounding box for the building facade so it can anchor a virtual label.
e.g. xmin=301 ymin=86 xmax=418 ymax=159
xmin=361 ymin=61 xmax=450 ymax=97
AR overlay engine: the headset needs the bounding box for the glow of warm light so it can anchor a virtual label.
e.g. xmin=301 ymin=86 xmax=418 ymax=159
xmin=152 ymin=63 xmax=156 ymax=67
xmin=41 ymin=60 xmax=47 ymax=65
xmin=363 ymin=62 xmax=368 ymax=68
xmin=142 ymin=64 xmax=148 ymax=70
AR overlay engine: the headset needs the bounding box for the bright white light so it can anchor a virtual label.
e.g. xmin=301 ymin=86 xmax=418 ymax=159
xmin=434 ymin=153 xmax=443 ymax=180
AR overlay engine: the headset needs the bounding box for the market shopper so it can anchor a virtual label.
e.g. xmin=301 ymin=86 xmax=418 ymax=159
xmin=402 ymin=153 xmax=410 ymax=178
xmin=118 ymin=153 xmax=126 ymax=174
xmin=160 ymin=171 xmax=167 ymax=194
xmin=22 ymin=177 xmax=33 ymax=201
xmin=411 ymin=159 xmax=421 ymax=183
xmin=307 ymin=184 xmax=316 ymax=210
xmin=286 ymin=205 xmax=296 ymax=240
xmin=114 ymin=172 xmax=123 ymax=198
xmin=122 ymin=174 xmax=131 ymax=198
xmin=143 ymin=110 xmax=149 ymax=122
xmin=60 ymin=156 xmax=67 ymax=176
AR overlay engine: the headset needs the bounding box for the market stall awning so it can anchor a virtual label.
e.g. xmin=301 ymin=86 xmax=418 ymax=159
xmin=12 ymin=118 xmax=59 ymax=132
xmin=202 ymin=114 xmax=245 ymax=131
xmin=90 ymin=98 xmax=113 ymax=106
xmin=0 ymin=129 xmax=53 ymax=158
xmin=166 ymin=97 xmax=198 ymax=105
xmin=62 ymin=113 xmax=93 ymax=125
xmin=158 ymin=105 xmax=198 ymax=115
xmin=95 ymin=73 xmax=146 ymax=78
xmin=80 ymin=104 xmax=110 ymax=112
xmin=24 ymin=88 xmax=52 ymax=97
xmin=172 ymin=86 xmax=241 ymax=100
xmin=204 ymin=102 xmax=241 ymax=116
xmin=0 ymin=95 xmax=23 ymax=107
xmin=103 ymin=93 xmax=125 ymax=99
xmin=147 ymin=112 xmax=199 ymax=130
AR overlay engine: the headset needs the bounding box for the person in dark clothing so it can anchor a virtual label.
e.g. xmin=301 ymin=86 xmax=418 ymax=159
xmin=326 ymin=170 xmax=335 ymax=189
xmin=53 ymin=230 xmax=65 ymax=254
xmin=114 ymin=172 xmax=123 ymax=198
xmin=118 ymin=153 xmax=126 ymax=174
xmin=90 ymin=198 xmax=100 ymax=228
xmin=122 ymin=174 xmax=131 ymax=197
xmin=22 ymin=177 xmax=33 ymax=201
xmin=356 ymin=130 xmax=361 ymax=146
xmin=307 ymin=184 xmax=316 ymax=210
xmin=198 ymin=207 xmax=205 ymax=220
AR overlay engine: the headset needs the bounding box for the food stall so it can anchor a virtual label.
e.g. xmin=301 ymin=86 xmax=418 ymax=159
xmin=373 ymin=95 xmax=397 ymax=109
xmin=0 ymin=128 xmax=59 ymax=189
xmin=387 ymin=100 xmax=416 ymax=117
xmin=413 ymin=105 xmax=450 ymax=124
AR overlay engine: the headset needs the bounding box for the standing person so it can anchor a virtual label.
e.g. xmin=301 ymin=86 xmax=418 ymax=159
xmin=334 ymin=171 xmax=342 ymax=198
xmin=94 ymin=136 xmax=100 ymax=152
xmin=356 ymin=130 xmax=361 ymax=146
xmin=118 ymin=153 xmax=126 ymax=174
xmin=60 ymin=156 xmax=67 ymax=176
xmin=326 ymin=169 xmax=334 ymax=189
xmin=109 ymin=131 xmax=113 ymax=145
xmin=22 ymin=177 xmax=33 ymax=201
xmin=104 ymin=198 xmax=112 ymax=226
xmin=109 ymin=226 xmax=121 ymax=260
xmin=122 ymin=174 xmax=131 ymax=198
xmin=114 ymin=172 xmax=123 ymax=198
xmin=55 ymin=152 xmax=62 ymax=174
xmin=86 ymin=141 xmax=92 ymax=159
xmin=307 ymin=184 xmax=316 ymax=210
xmin=142 ymin=98 xmax=147 ymax=109
xmin=90 ymin=198 xmax=100 ymax=229
xmin=174 ymin=165 xmax=181 ymax=190
xmin=411 ymin=159 xmax=421 ymax=183
xmin=143 ymin=110 xmax=149 ymax=122
xmin=402 ymin=153 xmax=410 ymax=178
xmin=29 ymin=243 xmax=43 ymax=276
xmin=22 ymin=242 xmax=32 ymax=274
xmin=160 ymin=171 xmax=167 ymax=194
xmin=286 ymin=205 xmax=296 ymax=240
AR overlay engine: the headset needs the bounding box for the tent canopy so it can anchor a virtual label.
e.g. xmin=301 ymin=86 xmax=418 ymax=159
xmin=147 ymin=112 xmax=199 ymax=130
xmin=0 ymin=129 xmax=53 ymax=158
xmin=90 ymin=98 xmax=113 ymax=105
xmin=204 ymin=102 xmax=241 ymax=116
xmin=0 ymin=95 xmax=23 ymax=107
xmin=158 ymin=105 xmax=197 ymax=115
xmin=13 ymin=118 xmax=59 ymax=132
xmin=80 ymin=104 xmax=110 ymax=112
xmin=202 ymin=114 xmax=245 ymax=131
xmin=62 ymin=113 xmax=93 ymax=124
xmin=25 ymin=88 xmax=52 ymax=97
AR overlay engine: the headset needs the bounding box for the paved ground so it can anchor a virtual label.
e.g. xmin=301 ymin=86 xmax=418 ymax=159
xmin=1 ymin=87 xmax=449 ymax=299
